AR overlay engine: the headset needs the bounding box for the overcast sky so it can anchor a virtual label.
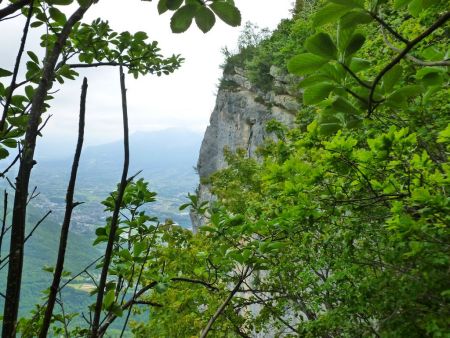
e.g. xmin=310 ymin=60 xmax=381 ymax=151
xmin=1 ymin=0 xmax=293 ymax=150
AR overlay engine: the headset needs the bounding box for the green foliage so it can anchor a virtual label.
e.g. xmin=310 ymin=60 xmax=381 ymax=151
xmin=159 ymin=0 xmax=241 ymax=33
xmin=142 ymin=0 xmax=450 ymax=336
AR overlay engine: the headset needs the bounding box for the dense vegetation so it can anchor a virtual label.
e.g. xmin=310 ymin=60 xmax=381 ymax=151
xmin=0 ymin=0 xmax=448 ymax=336
xmin=142 ymin=0 xmax=450 ymax=336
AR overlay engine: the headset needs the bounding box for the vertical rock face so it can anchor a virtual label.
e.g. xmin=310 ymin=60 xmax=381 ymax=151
xmin=192 ymin=66 xmax=299 ymax=230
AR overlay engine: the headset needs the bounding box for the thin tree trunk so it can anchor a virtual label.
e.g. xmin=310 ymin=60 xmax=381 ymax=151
xmin=39 ymin=77 xmax=88 ymax=338
xmin=91 ymin=65 xmax=130 ymax=337
xmin=2 ymin=5 xmax=91 ymax=337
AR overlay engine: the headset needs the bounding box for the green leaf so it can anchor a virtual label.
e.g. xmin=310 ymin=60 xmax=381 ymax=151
xmin=49 ymin=7 xmax=67 ymax=24
xmin=47 ymin=0 xmax=73 ymax=4
xmin=421 ymin=72 xmax=443 ymax=87
xmin=313 ymin=3 xmax=349 ymax=26
xmin=166 ymin=0 xmax=183 ymax=10
xmin=0 ymin=147 xmax=9 ymax=160
xmin=8 ymin=115 xmax=28 ymax=127
xmin=2 ymin=139 xmax=17 ymax=149
xmin=111 ymin=304 xmax=123 ymax=317
xmin=344 ymin=33 xmax=365 ymax=57
xmin=391 ymin=85 xmax=423 ymax=98
xmin=103 ymin=290 xmax=115 ymax=309
xmin=133 ymin=241 xmax=146 ymax=257
xmin=349 ymin=58 xmax=370 ymax=73
xmin=386 ymin=85 xmax=423 ymax=107
xmin=179 ymin=203 xmax=191 ymax=211
xmin=25 ymin=85 xmax=34 ymax=100
xmin=27 ymin=51 xmax=39 ymax=64
xmin=42 ymin=265 xmax=55 ymax=273
xmin=287 ymin=53 xmax=329 ymax=75
xmin=407 ymin=0 xmax=422 ymax=17
xmin=437 ymin=124 xmax=450 ymax=143
xmin=157 ymin=0 xmax=169 ymax=14
xmin=394 ymin=0 xmax=412 ymax=8
xmin=195 ymin=6 xmax=216 ymax=33
xmin=415 ymin=67 xmax=445 ymax=80
xmin=337 ymin=26 xmax=353 ymax=52
xmin=155 ymin=282 xmax=168 ymax=294
xmin=305 ymin=32 xmax=337 ymax=60
xmin=299 ymin=76 xmax=332 ymax=88
xmin=30 ymin=21 xmax=44 ymax=28
xmin=209 ymin=2 xmax=241 ymax=27
xmin=303 ymin=83 xmax=334 ymax=105
xmin=382 ymin=64 xmax=402 ymax=92
xmin=0 ymin=68 xmax=12 ymax=78
xmin=329 ymin=0 xmax=364 ymax=8
xmin=134 ymin=31 xmax=148 ymax=41
xmin=77 ymin=0 xmax=90 ymax=6
xmin=119 ymin=249 xmax=133 ymax=261
xmin=170 ymin=4 xmax=198 ymax=33
xmin=332 ymin=96 xmax=359 ymax=115
xmin=339 ymin=10 xmax=372 ymax=29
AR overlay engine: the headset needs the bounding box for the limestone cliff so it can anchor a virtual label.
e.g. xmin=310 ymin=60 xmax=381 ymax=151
xmin=192 ymin=65 xmax=300 ymax=230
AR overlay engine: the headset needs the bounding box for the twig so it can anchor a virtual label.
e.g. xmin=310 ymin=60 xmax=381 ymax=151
xmin=5 ymin=176 xmax=15 ymax=190
xmin=369 ymin=11 xmax=409 ymax=44
xmin=171 ymin=277 xmax=219 ymax=291
xmin=0 ymin=191 xmax=8 ymax=255
xmin=119 ymin=243 xmax=151 ymax=337
xmin=381 ymin=28 xmax=450 ymax=66
xmin=57 ymin=290 xmax=70 ymax=338
xmin=0 ymin=153 xmax=21 ymax=178
xmin=0 ymin=12 xmax=21 ymax=22
xmin=0 ymin=210 xmax=52 ymax=270
xmin=200 ymin=266 xmax=251 ymax=338
xmin=59 ymin=255 xmax=103 ymax=291
xmin=339 ymin=62 xmax=371 ymax=89
xmin=38 ymin=114 xmax=52 ymax=133
xmin=98 ymin=276 xmax=220 ymax=335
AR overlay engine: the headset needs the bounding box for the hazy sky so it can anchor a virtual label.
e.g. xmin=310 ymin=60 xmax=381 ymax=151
xmin=2 ymin=0 xmax=293 ymax=149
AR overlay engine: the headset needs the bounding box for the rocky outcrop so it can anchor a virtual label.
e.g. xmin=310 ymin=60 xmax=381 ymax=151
xmin=192 ymin=66 xmax=300 ymax=230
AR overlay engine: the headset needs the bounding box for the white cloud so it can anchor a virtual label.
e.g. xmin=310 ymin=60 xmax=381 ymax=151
xmin=2 ymin=0 xmax=293 ymax=149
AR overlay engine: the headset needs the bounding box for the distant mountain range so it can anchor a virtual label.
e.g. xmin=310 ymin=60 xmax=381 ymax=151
xmin=30 ymin=128 xmax=203 ymax=231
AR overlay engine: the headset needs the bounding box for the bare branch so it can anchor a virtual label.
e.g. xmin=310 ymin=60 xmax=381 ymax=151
xmin=0 ymin=153 xmax=21 ymax=178
xmin=200 ymin=266 xmax=251 ymax=338
xmin=0 ymin=210 xmax=52 ymax=271
xmin=369 ymin=11 xmax=409 ymax=44
xmin=0 ymin=191 xmax=8 ymax=255
xmin=381 ymin=28 xmax=450 ymax=66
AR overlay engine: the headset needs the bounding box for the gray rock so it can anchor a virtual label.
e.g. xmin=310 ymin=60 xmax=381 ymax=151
xmin=192 ymin=67 xmax=298 ymax=231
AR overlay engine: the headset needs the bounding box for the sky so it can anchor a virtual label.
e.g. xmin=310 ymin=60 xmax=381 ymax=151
xmin=1 ymin=0 xmax=294 ymax=151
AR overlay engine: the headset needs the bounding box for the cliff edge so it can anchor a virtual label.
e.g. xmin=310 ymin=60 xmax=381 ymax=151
xmin=192 ymin=65 xmax=300 ymax=230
